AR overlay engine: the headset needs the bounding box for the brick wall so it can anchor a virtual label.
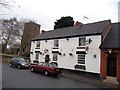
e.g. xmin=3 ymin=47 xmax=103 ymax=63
xmin=100 ymin=50 xmax=107 ymax=79
xmin=117 ymin=51 xmax=120 ymax=81
xmin=20 ymin=22 xmax=40 ymax=55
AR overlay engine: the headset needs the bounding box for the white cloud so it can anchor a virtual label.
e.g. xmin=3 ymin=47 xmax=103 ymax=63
xmin=0 ymin=0 xmax=119 ymax=30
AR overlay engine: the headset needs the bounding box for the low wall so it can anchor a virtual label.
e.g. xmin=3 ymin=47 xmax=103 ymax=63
xmin=1 ymin=55 xmax=14 ymax=63
xmin=1 ymin=54 xmax=30 ymax=63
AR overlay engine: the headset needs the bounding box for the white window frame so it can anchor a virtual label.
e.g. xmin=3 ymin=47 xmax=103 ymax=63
xmin=79 ymin=37 xmax=86 ymax=46
xmin=77 ymin=54 xmax=85 ymax=64
xmin=54 ymin=39 xmax=59 ymax=48
xmin=53 ymin=53 xmax=58 ymax=61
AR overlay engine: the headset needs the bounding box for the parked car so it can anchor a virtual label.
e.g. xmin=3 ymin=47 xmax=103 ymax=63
xmin=29 ymin=62 xmax=62 ymax=76
xmin=10 ymin=57 xmax=29 ymax=69
xmin=29 ymin=60 xmax=39 ymax=66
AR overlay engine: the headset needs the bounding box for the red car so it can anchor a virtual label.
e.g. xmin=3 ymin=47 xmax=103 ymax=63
xmin=29 ymin=62 xmax=62 ymax=76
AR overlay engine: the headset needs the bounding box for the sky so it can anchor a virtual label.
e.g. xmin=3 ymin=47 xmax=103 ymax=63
xmin=0 ymin=0 xmax=119 ymax=31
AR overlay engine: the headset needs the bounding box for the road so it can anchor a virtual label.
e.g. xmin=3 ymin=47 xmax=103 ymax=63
xmin=2 ymin=63 xmax=100 ymax=88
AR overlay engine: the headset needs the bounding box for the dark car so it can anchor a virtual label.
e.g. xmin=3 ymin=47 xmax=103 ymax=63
xmin=29 ymin=62 xmax=62 ymax=76
xmin=10 ymin=57 xmax=29 ymax=69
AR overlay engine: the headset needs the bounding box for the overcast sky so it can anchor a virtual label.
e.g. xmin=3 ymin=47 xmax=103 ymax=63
xmin=0 ymin=0 xmax=119 ymax=30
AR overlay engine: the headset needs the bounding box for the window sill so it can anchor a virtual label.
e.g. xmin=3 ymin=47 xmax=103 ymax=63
xmin=52 ymin=47 xmax=59 ymax=49
xmin=74 ymin=64 xmax=86 ymax=70
xmin=35 ymin=47 xmax=40 ymax=49
xmin=77 ymin=46 xmax=85 ymax=49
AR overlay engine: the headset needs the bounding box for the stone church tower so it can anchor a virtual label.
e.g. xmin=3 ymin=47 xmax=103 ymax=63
xmin=20 ymin=22 xmax=40 ymax=56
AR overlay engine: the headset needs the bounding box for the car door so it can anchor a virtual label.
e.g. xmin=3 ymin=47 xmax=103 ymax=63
xmin=38 ymin=63 xmax=46 ymax=73
xmin=12 ymin=59 xmax=19 ymax=67
xmin=10 ymin=58 xmax=15 ymax=65
xmin=34 ymin=62 xmax=43 ymax=72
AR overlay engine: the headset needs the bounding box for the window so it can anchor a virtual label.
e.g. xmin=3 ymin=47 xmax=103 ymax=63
xmin=36 ymin=41 xmax=40 ymax=48
xmin=53 ymin=53 xmax=58 ymax=61
xmin=79 ymin=37 xmax=86 ymax=46
xmin=38 ymin=62 xmax=43 ymax=66
xmin=35 ymin=52 xmax=39 ymax=60
xmin=42 ymin=63 xmax=47 ymax=66
xmin=54 ymin=40 xmax=59 ymax=48
xmin=78 ymin=54 xmax=85 ymax=64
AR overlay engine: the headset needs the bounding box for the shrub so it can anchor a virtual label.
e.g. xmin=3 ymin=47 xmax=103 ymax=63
xmin=21 ymin=52 xmax=30 ymax=57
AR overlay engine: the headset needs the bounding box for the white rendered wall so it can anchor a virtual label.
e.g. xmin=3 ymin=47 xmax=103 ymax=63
xmin=30 ymin=41 xmax=35 ymax=62
xmin=58 ymin=38 xmax=77 ymax=70
xmin=30 ymin=35 xmax=101 ymax=74
xmin=85 ymin=36 xmax=101 ymax=73
xmin=40 ymin=40 xmax=53 ymax=62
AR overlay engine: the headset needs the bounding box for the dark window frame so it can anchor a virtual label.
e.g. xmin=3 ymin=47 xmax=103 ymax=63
xmin=54 ymin=39 xmax=59 ymax=48
xmin=77 ymin=54 xmax=85 ymax=64
xmin=53 ymin=53 xmax=58 ymax=61
xmin=79 ymin=37 xmax=86 ymax=46
xmin=36 ymin=41 xmax=40 ymax=48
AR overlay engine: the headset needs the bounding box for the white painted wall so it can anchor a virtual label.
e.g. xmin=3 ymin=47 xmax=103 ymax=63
xmin=58 ymin=38 xmax=78 ymax=69
xmin=85 ymin=36 xmax=101 ymax=73
xmin=40 ymin=40 xmax=53 ymax=62
xmin=30 ymin=35 xmax=101 ymax=74
xmin=30 ymin=41 xmax=35 ymax=62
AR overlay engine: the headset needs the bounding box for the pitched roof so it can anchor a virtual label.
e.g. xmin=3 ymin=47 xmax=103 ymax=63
xmin=32 ymin=20 xmax=110 ymax=41
xmin=100 ymin=23 xmax=120 ymax=49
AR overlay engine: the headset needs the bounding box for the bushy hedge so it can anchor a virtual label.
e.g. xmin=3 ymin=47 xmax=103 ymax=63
xmin=21 ymin=52 xmax=30 ymax=57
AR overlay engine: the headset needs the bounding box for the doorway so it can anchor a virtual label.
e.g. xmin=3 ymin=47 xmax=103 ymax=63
xmin=45 ymin=54 xmax=50 ymax=62
xmin=107 ymin=53 xmax=117 ymax=77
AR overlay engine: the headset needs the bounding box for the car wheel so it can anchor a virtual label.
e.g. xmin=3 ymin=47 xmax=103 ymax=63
xmin=44 ymin=71 xmax=49 ymax=76
xmin=18 ymin=65 xmax=21 ymax=69
xmin=30 ymin=67 xmax=34 ymax=72
xmin=10 ymin=64 xmax=12 ymax=67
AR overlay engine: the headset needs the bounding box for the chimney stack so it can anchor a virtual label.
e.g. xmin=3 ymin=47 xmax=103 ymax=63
xmin=74 ymin=21 xmax=83 ymax=28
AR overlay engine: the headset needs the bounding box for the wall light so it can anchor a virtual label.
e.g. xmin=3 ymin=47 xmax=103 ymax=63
xmin=108 ymin=49 xmax=112 ymax=54
xmin=66 ymin=38 xmax=69 ymax=41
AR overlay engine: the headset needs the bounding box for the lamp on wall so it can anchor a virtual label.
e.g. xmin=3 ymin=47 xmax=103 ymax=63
xmin=88 ymin=38 xmax=92 ymax=44
xmin=69 ymin=53 xmax=73 ymax=56
xmin=45 ymin=40 xmax=47 ymax=42
xmin=66 ymin=38 xmax=69 ymax=41
xmin=58 ymin=52 xmax=62 ymax=55
xmin=40 ymin=52 xmax=42 ymax=54
xmin=108 ymin=49 xmax=112 ymax=54
xmin=30 ymin=52 xmax=33 ymax=54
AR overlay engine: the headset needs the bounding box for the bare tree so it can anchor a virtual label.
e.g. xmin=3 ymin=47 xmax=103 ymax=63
xmin=0 ymin=0 xmax=16 ymax=15
xmin=0 ymin=0 xmax=10 ymax=9
xmin=1 ymin=18 xmax=36 ymax=53
xmin=1 ymin=18 xmax=23 ymax=53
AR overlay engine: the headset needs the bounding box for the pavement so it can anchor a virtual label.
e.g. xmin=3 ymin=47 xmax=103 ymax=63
xmin=60 ymin=69 xmax=120 ymax=89
xmin=1 ymin=60 xmax=120 ymax=89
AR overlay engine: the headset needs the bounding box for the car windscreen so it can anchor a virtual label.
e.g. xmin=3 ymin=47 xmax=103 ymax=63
xmin=49 ymin=63 xmax=57 ymax=67
xmin=38 ymin=62 xmax=58 ymax=67
xmin=18 ymin=58 xmax=26 ymax=62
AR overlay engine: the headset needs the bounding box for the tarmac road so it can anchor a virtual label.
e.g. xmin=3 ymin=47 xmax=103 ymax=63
xmin=2 ymin=62 xmax=100 ymax=88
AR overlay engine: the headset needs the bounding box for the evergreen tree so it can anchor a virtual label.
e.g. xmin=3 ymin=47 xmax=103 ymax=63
xmin=54 ymin=16 xmax=74 ymax=29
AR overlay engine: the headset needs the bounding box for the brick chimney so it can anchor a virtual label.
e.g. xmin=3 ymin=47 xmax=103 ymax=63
xmin=74 ymin=21 xmax=83 ymax=28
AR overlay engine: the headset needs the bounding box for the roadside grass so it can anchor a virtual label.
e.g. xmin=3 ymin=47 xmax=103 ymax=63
xmin=0 ymin=53 xmax=17 ymax=57
xmin=0 ymin=53 xmax=30 ymax=63
xmin=0 ymin=53 xmax=17 ymax=63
